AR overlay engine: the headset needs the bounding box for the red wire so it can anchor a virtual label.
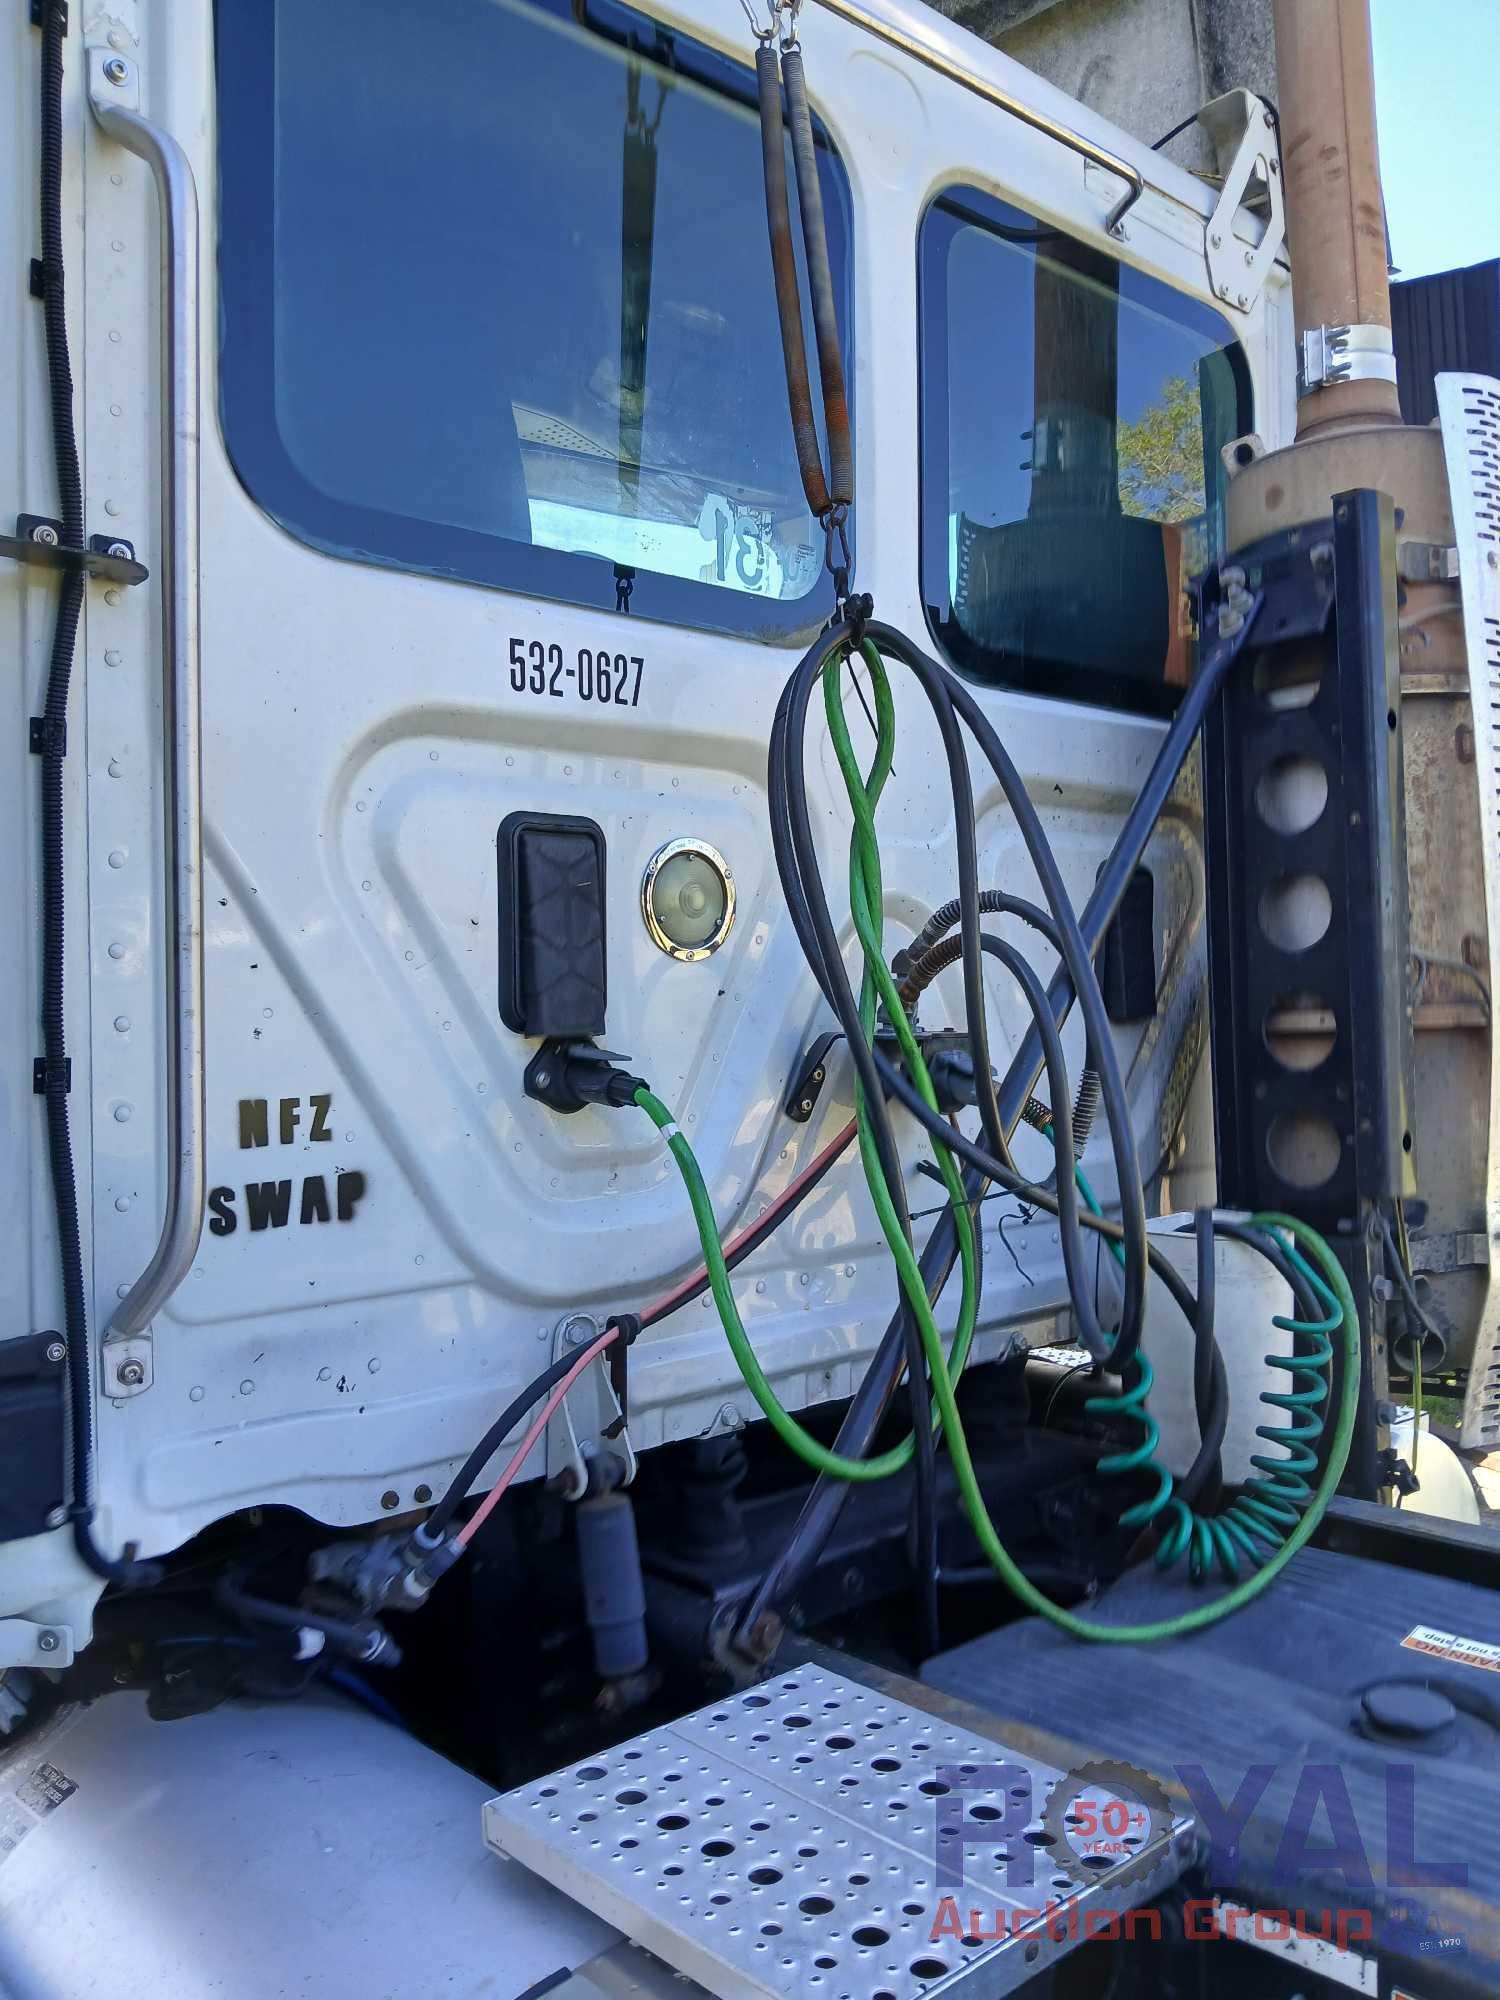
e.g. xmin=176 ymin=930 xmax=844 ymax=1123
xmin=637 ymin=1116 xmax=858 ymax=1325
xmin=453 ymin=1116 xmax=859 ymax=1542
xmin=455 ymin=1326 xmax=621 ymax=1548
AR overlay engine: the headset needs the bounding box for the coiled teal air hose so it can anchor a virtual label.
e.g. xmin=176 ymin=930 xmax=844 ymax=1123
xmin=1087 ymin=1239 xmax=1340 ymax=1581
xmin=1065 ymin=1141 xmax=1342 ymax=1586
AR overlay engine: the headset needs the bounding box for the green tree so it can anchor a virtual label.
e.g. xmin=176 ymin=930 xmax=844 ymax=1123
xmin=1117 ymin=374 xmax=1205 ymax=522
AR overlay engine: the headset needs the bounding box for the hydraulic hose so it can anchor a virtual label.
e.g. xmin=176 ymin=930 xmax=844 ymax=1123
xmin=820 ymin=651 xmax=1357 ymax=1634
xmin=736 ymin=1184 xmax=977 ymax=1644
xmin=34 ymin=3 xmax=159 ymax=1587
xmin=640 ymin=1056 xmax=1355 ymax=1642
xmin=743 ymin=603 xmax=1262 ymax=1640
xmin=750 ymin=617 xmax=1348 ymax=1640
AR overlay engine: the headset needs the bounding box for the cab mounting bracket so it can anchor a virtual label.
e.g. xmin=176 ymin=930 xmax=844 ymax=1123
xmin=1199 ymin=89 xmax=1285 ymax=315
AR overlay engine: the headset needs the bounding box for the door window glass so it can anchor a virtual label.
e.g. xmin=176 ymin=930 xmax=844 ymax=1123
xmin=920 ymin=186 xmax=1250 ymax=713
xmin=216 ymin=0 xmax=853 ymax=640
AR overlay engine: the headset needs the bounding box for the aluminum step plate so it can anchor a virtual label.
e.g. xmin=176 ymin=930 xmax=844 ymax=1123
xmin=484 ymin=1663 xmax=1193 ymax=1999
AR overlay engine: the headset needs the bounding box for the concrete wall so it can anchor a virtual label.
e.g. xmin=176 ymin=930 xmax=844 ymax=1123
xmin=926 ymin=0 xmax=1277 ymax=176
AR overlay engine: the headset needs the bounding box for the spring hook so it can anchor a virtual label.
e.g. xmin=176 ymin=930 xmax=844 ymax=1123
xmin=821 ymin=503 xmax=851 ymax=609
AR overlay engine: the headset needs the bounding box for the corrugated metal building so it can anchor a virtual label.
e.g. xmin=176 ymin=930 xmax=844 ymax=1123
xmin=1391 ymin=257 xmax=1500 ymax=425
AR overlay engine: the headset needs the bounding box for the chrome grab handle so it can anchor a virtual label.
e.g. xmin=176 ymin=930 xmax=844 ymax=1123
xmin=88 ymin=51 xmax=205 ymax=1341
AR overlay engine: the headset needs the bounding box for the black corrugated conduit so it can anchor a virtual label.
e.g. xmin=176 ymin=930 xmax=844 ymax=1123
xmin=34 ymin=2 xmax=160 ymax=1588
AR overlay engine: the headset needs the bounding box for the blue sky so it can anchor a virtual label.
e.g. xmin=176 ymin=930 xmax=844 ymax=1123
xmin=1372 ymin=0 xmax=1499 ymax=279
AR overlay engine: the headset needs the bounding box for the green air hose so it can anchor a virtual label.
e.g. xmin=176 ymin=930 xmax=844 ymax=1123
xmin=637 ymin=637 xmax=1362 ymax=1641
xmin=632 ymin=643 xmax=983 ymax=1484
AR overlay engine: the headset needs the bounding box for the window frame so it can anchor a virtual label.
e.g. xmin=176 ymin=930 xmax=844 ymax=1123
xmin=213 ymin=0 xmax=854 ymax=645
xmin=918 ymin=180 xmax=1252 ymax=717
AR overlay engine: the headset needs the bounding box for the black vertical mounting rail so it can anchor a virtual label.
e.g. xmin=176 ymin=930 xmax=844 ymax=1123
xmin=1203 ymin=487 xmax=1414 ymax=1497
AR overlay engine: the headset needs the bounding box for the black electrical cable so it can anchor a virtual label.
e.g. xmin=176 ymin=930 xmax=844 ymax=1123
xmin=873 ymin=1056 xmax=1194 ymax=1316
xmin=770 ymin=636 xmax=1008 ymax=1657
xmin=738 ymin=602 xmax=1261 ymax=1653
xmin=771 ymin=648 xmax=1015 ymax=1182
xmin=982 ymin=596 xmax=1261 ymax=1163
xmin=972 ymin=934 xmax=1112 ymax=1352
xmin=769 ymin=613 xmax=1184 ymax=1636
xmin=902 ymin=891 xmax=1062 ymax=970
xmin=1179 ymin=1208 xmax=1225 ymax=1510
xmin=1170 ymin=1211 xmax=1340 ymax=1512
xmin=1211 ymin=1216 xmax=1323 ymax=1321
xmin=899 ymin=910 xmax=1103 ymax=1196
xmin=772 ymin=622 xmax=1149 ymax=1372
xmin=216 ymin=1575 xmax=394 ymax=1666
xmin=737 ymin=1185 xmax=976 ymax=1647
xmin=769 ymin=667 xmax=972 ymax=1661
xmin=33 ymin=4 xmax=160 ymax=1589
xmin=881 ymin=625 xmax=1150 ymax=1357
xmin=424 ymin=1335 xmax=615 ymax=1539
xmin=1149 ymin=109 xmax=1199 ymax=152
xmin=1379 ymin=1213 xmax=1445 ymax=1356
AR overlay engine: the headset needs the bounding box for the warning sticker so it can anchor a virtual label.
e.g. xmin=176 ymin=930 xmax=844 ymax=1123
xmin=1401 ymin=1624 xmax=1500 ymax=1673
xmin=16 ymin=1761 xmax=76 ymax=1817
xmin=0 ymin=1708 xmax=83 ymax=1866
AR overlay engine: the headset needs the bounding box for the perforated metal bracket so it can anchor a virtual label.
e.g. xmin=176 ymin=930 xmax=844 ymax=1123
xmin=1437 ymin=373 xmax=1500 ymax=1449
xmin=547 ymin=1314 xmax=636 ymax=1498
xmin=1201 ymin=90 xmax=1284 ymax=314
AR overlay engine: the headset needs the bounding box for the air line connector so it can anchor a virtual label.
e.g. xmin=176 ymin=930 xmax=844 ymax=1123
xmin=524 ymin=1039 xmax=646 ymax=1116
xmin=396 ymin=1521 xmax=466 ymax=1604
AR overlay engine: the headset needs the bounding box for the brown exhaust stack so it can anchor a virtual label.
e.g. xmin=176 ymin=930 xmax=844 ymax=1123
xmin=1271 ymin=0 xmax=1402 ymax=436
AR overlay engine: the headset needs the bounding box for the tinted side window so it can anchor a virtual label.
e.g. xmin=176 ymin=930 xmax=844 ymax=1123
xmin=920 ymin=187 xmax=1250 ymax=715
xmin=216 ymin=0 xmax=852 ymax=641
